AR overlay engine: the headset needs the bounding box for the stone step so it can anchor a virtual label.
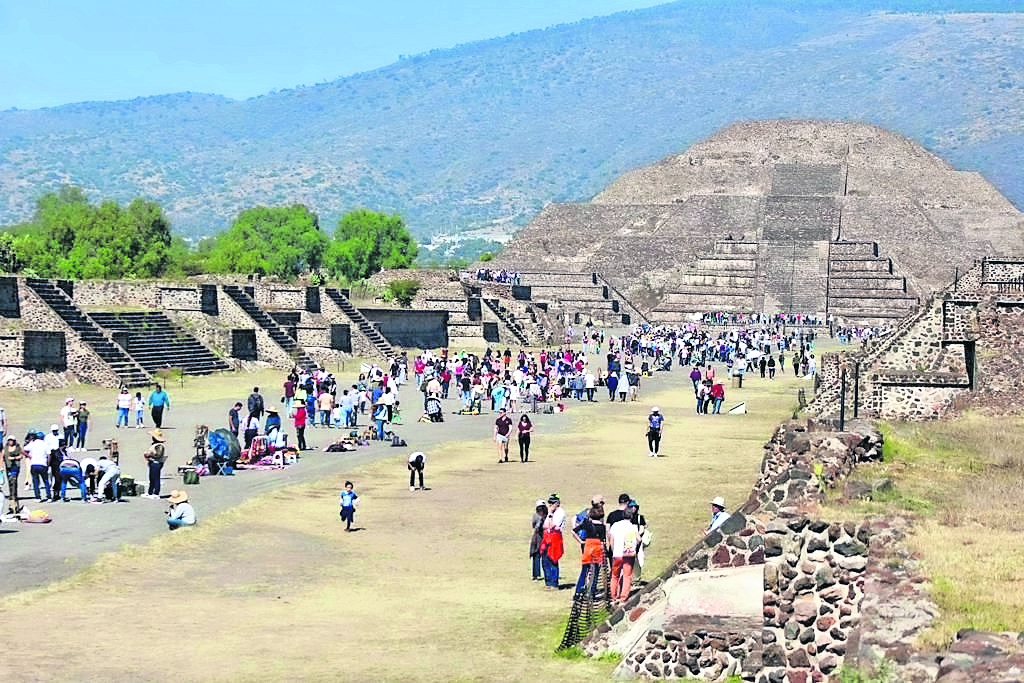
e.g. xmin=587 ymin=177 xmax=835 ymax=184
xmin=829 ymin=258 xmax=892 ymax=274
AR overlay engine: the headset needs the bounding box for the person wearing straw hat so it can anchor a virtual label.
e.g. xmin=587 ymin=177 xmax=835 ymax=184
xmin=166 ymin=490 xmax=196 ymax=530
xmin=143 ymin=429 xmax=167 ymax=499
xmin=705 ymin=496 xmax=731 ymax=536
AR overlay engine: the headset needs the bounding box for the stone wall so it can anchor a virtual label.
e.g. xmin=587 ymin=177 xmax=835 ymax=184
xmin=73 ymin=280 xmax=161 ymax=309
xmin=587 ymin=421 xmax=885 ymax=681
xmin=214 ymin=289 xmax=294 ymax=368
xmin=159 ymin=286 xmax=202 ymax=311
xmin=810 ymin=257 xmax=1024 ymax=420
xmin=0 ymin=333 xmax=22 ymax=366
xmin=17 ymin=281 xmax=122 ymax=386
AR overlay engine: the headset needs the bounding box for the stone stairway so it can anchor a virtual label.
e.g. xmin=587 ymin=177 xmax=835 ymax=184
xmin=826 ymin=241 xmax=918 ymax=324
xmin=324 ymin=288 xmax=395 ymax=359
xmin=653 ymin=241 xmax=759 ymax=320
xmin=482 ymin=298 xmax=530 ymax=346
xmin=89 ymin=311 xmax=231 ymax=376
xmin=222 ymin=285 xmax=315 ymax=369
xmin=25 ymin=278 xmax=153 ymax=387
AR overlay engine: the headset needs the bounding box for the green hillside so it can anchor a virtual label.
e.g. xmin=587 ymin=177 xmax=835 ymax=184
xmin=0 ymin=0 xmax=1021 ymax=242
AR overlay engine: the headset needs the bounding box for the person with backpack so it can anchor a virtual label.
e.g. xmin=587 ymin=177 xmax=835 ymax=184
xmin=571 ymin=494 xmax=605 ymax=594
xmin=646 ymin=407 xmax=664 ymax=457
xmin=247 ymin=387 xmax=265 ymax=423
xmin=408 ymin=451 xmax=426 ymax=491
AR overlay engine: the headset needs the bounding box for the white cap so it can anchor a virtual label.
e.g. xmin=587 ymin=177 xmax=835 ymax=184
xmin=711 ymin=496 xmax=726 ymax=508
xmin=50 ymin=424 xmax=59 ymax=431
xmin=651 ymin=406 xmax=660 ymax=413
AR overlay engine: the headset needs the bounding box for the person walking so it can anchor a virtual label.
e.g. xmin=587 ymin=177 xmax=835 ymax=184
xmin=143 ymin=429 xmax=167 ymax=499
xmin=115 ymin=387 xmax=131 ymax=428
xmin=247 ymin=387 xmax=265 ymax=423
xmin=517 ymin=414 xmax=534 ymax=463
xmin=710 ymin=382 xmax=726 ymax=415
xmin=407 ymin=451 xmax=426 ymax=491
xmin=293 ymin=403 xmax=308 ymax=451
xmin=646 ymin=406 xmax=664 ymax=457
xmin=339 ymin=480 xmax=359 ymax=532
xmin=494 ymin=407 xmax=513 ymax=463
xmin=608 ymin=503 xmax=640 ymax=604
xmin=132 ymin=391 xmax=146 ymax=428
xmin=148 ymin=384 xmax=171 ymax=428
xmin=530 ymin=499 xmax=547 ymax=581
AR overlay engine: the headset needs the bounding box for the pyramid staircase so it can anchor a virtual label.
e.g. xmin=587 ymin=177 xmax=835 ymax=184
xmin=653 ymin=241 xmax=759 ymax=321
xmin=222 ymin=285 xmax=315 ymax=368
xmin=89 ymin=311 xmax=231 ymax=376
xmin=482 ymin=298 xmax=530 ymax=346
xmin=24 ymin=278 xmax=152 ymax=387
xmin=324 ymin=288 xmax=395 ymax=359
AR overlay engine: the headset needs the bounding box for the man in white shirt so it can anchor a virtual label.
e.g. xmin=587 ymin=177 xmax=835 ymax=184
xmin=24 ymin=433 xmax=52 ymax=500
xmin=43 ymin=424 xmax=61 ymax=454
xmin=60 ymin=398 xmax=76 ymax=447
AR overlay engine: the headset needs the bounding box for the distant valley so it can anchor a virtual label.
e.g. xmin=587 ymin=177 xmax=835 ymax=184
xmin=0 ymin=0 xmax=1021 ymax=247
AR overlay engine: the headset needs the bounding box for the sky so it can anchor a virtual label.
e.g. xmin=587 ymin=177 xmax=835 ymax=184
xmin=0 ymin=0 xmax=670 ymax=110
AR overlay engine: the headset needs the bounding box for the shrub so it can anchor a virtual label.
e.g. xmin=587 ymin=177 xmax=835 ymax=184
xmin=385 ymin=279 xmax=421 ymax=307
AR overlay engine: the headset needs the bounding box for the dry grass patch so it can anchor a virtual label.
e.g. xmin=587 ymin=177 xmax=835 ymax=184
xmin=824 ymin=413 xmax=1024 ymax=648
xmin=0 ymin=371 xmax=806 ymax=681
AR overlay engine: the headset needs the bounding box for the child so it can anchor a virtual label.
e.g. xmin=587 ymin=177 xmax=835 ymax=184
xmin=339 ymin=480 xmax=359 ymax=532
xmin=133 ymin=392 xmax=145 ymax=428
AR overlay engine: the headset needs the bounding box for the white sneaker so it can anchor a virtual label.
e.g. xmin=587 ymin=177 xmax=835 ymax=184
xmin=409 ymin=486 xmax=415 ymax=491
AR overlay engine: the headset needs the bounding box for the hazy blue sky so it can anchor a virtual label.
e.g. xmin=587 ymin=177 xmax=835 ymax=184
xmin=0 ymin=0 xmax=668 ymax=110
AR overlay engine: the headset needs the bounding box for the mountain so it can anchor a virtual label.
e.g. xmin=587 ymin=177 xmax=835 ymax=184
xmin=0 ymin=0 xmax=1022 ymax=243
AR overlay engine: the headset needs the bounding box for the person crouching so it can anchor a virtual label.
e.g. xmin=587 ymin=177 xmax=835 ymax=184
xmin=166 ymin=490 xmax=197 ymax=530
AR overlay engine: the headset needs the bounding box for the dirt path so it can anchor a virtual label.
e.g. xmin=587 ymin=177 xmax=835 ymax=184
xmin=0 ymin=359 xmax=815 ymax=681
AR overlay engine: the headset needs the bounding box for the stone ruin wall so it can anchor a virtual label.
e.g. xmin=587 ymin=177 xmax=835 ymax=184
xmin=810 ymin=257 xmax=1024 ymax=421
xmin=587 ymin=420 xmax=884 ymax=682
xmin=5 ymin=280 xmax=123 ymax=386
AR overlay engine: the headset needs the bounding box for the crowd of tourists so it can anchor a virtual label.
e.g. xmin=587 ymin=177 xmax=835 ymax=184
xmin=700 ymin=311 xmax=824 ymax=327
xmin=469 ymin=268 xmax=521 ymax=285
xmin=529 ymin=491 xmax=731 ymax=602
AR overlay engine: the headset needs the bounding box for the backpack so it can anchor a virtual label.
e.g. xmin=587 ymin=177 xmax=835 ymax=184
xmin=391 ymin=434 xmax=406 ymax=447
xmin=574 ymin=508 xmax=589 ymax=540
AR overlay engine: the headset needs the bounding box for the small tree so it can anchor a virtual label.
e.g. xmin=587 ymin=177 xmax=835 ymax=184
xmin=385 ymin=279 xmax=421 ymax=307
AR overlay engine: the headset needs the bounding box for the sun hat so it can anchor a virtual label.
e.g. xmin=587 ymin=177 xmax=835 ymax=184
xmin=711 ymin=496 xmax=726 ymax=509
xmin=65 ymin=397 xmax=74 ymax=404
xmin=651 ymin=406 xmax=660 ymax=413
xmin=149 ymin=429 xmax=165 ymax=442
xmin=168 ymin=490 xmax=189 ymax=504
xmin=266 ymin=407 xmax=279 ymax=414
xmin=592 ymin=494 xmax=605 ymax=505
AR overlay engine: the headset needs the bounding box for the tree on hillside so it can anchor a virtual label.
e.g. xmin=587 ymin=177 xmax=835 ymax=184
xmin=10 ymin=187 xmax=173 ymax=279
xmin=205 ymin=205 xmax=327 ymax=279
xmin=325 ymin=209 xmax=418 ymax=281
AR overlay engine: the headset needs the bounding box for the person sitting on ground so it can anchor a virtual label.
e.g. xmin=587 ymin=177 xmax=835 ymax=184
xmin=166 ymin=490 xmax=197 ymax=530
xmin=704 ymin=496 xmax=731 ymax=535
